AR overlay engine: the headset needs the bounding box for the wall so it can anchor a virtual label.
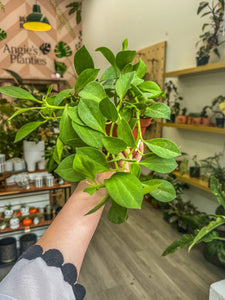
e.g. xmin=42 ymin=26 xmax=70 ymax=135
xmin=0 ymin=0 xmax=82 ymax=87
xmin=82 ymin=0 xmax=225 ymax=213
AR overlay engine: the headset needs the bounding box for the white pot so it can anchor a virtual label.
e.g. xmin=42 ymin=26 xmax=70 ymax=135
xmin=23 ymin=140 xmax=45 ymax=172
xmin=4 ymin=209 xmax=13 ymax=219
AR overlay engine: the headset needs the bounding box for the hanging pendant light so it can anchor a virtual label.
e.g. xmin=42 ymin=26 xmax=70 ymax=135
xmin=23 ymin=1 xmax=51 ymax=32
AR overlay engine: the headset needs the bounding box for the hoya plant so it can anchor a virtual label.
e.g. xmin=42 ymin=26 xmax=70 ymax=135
xmin=0 ymin=39 xmax=181 ymax=224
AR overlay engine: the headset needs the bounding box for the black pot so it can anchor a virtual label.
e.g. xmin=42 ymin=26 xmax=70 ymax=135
xmin=0 ymin=237 xmax=17 ymax=263
xmin=20 ymin=233 xmax=37 ymax=254
xmin=189 ymin=166 xmax=200 ymax=178
xmin=44 ymin=212 xmax=53 ymax=221
xmin=216 ymin=117 xmax=224 ymax=128
xmin=196 ymin=55 xmax=210 ymax=66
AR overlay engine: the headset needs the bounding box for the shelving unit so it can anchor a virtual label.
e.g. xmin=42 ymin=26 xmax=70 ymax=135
xmin=0 ymin=219 xmax=52 ymax=234
xmin=173 ymin=171 xmax=210 ymax=193
xmin=164 ymin=61 xmax=225 ymax=78
xmin=160 ymin=122 xmax=225 ymax=134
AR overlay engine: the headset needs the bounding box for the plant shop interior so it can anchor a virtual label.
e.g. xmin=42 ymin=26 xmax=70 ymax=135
xmin=0 ymin=0 xmax=225 ymax=299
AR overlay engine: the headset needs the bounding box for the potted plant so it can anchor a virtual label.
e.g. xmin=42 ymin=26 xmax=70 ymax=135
xmin=196 ymin=0 xmax=225 ymax=66
xmin=187 ymin=113 xmax=202 ymax=125
xmin=4 ymin=204 xmax=13 ymax=219
xmin=189 ymin=155 xmax=201 ymax=178
xmin=162 ymin=176 xmax=225 ymax=269
xmin=0 ymin=39 xmax=181 ymax=224
xmin=200 ymin=105 xmax=212 ymax=126
xmin=176 ymin=108 xmax=188 ymax=124
xmin=44 ymin=204 xmax=53 ymax=221
xmin=201 ymin=153 xmax=225 ymax=190
xmin=164 ymin=80 xmax=183 ymax=123
xmin=212 ymin=95 xmax=225 ymax=128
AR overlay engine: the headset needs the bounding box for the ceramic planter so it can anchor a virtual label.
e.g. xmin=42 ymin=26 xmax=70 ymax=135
xmin=201 ymin=117 xmax=211 ymax=126
xmin=4 ymin=208 xmax=13 ymax=219
xmin=9 ymin=216 xmax=20 ymax=229
xmin=196 ymin=55 xmax=210 ymax=66
xmin=176 ymin=115 xmax=188 ymax=124
xmin=192 ymin=117 xmax=202 ymax=125
xmin=23 ymin=140 xmax=45 ymax=172
xmin=215 ymin=117 xmax=224 ymax=128
xmin=20 ymin=233 xmax=37 ymax=254
xmin=0 ymin=237 xmax=17 ymax=263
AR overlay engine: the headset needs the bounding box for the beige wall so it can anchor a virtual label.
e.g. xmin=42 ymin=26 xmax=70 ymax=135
xmin=82 ymin=0 xmax=225 ymax=213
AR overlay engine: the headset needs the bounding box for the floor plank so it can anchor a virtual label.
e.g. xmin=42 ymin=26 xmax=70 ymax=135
xmin=79 ymin=201 xmax=225 ymax=299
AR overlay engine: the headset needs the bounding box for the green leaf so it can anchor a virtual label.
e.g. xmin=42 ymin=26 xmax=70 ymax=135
xmin=122 ymin=38 xmax=128 ymax=51
xmin=59 ymin=105 xmax=84 ymax=147
xmin=116 ymin=71 xmax=135 ymax=99
xmin=104 ymin=172 xmax=143 ymax=209
xmin=0 ymin=86 xmax=37 ymax=101
xmin=210 ymin=176 xmax=225 ymax=210
xmin=79 ymin=81 xmax=106 ymax=102
xmin=54 ymin=41 xmax=72 ymax=58
xmin=162 ymin=234 xmax=194 ymax=256
xmin=141 ymin=180 xmax=161 ymax=195
xmin=72 ymin=122 xmax=104 ymax=148
xmin=217 ymin=242 xmax=225 ymax=264
xmin=55 ymin=155 xmax=84 ymax=182
xmin=139 ymin=81 xmax=162 ymax=97
xmin=116 ymin=50 xmax=136 ymax=70
xmin=144 ymin=138 xmax=181 ymax=158
xmin=96 ymin=47 xmax=117 ymax=73
xmin=204 ymin=241 xmax=218 ymax=257
xmin=85 ymin=194 xmax=110 ymax=214
xmin=54 ymin=89 xmax=73 ymax=106
xmin=83 ymin=186 xmax=97 ymax=196
xmin=99 ymin=97 xmax=118 ymax=122
xmin=73 ymin=153 xmax=96 ymax=181
xmin=78 ymin=98 xmax=106 ymax=133
xmin=15 ymin=121 xmax=44 ymax=142
xmin=75 ymin=69 xmax=100 ymax=92
xmin=74 ymin=45 xmax=94 ymax=75
xmin=108 ymin=201 xmax=128 ymax=224
xmin=133 ymin=59 xmax=147 ymax=78
xmin=139 ymin=154 xmax=177 ymax=173
xmin=76 ymin=147 xmax=109 ymax=173
xmin=117 ymin=118 xmax=136 ymax=147
xmin=4 ymin=69 xmax=23 ymax=86
xmin=68 ymin=106 xmax=85 ymax=126
xmin=56 ymin=137 xmax=64 ymax=161
xmin=100 ymin=66 xmax=117 ymax=82
xmin=189 ymin=217 xmax=225 ymax=251
xmin=147 ymin=179 xmax=176 ymax=202
xmin=8 ymin=107 xmax=42 ymax=121
xmin=103 ymin=136 xmax=127 ymax=154
xmin=129 ymin=162 xmax=141 ymax=178
xmin=144 ymin=103 xmax=171 ymax=120
xmin=53 ymin=145 xmax=60 ymax=165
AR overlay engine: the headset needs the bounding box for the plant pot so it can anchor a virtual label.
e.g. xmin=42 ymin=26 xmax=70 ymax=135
xmin=187 ymin=117 xmax=193 ymax=125
xmin=20 ymin=233 xmax=37 ymax=254
xmin=196 ymin=55 xmax=210 ymax=66
xmin=189 ymin=166 xmax=200 ymax=178
xmin=168 ymin=113 xmax=176 ymax=123
xmin=215 ymin=117 xmax=224 ymax=128
xmin=106 ymin=118 xmax=152 ymax=141
xmin=201 ymin=117 xmax=211 ymax=126
xmin=23 ymin=140 xmax=45 ymax=172
xmin=192 ymin=117 xmax=202 ymax=125
xmin=0 ymin=237 xmax=17 ymax=263
xmin=176 ymin=115 xmax=188 ymax=124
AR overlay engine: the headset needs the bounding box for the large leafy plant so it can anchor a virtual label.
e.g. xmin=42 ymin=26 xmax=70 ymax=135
xmin=0 ymin=39 xmax=181 ymax=224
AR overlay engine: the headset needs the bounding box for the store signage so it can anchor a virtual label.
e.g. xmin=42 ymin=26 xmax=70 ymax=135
xmin=2 ymin=42 xmax=51 ymax=65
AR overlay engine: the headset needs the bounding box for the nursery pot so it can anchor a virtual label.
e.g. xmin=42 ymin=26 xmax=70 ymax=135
xmin=176 ymin=115 xmax=188 ymax=124
xmin=192 ymin=117 xmax=202 ymax=126
xmin=23 ymin=140 xmax=45 ymax=172
xmin=0 ymin=237 xmax=17 ymax=263
xmin=44 ymin=207 xmax=53 ymax=221
xmin=201 ymin=117 xmax=211 ymax=126
xmin=20 ymin=233 xmax=37 ymax=254
xmin=106 ymin=118 xmax=152 ymax=141
xmin=196 ymin=55 xmax=210 ymax=66
xmin=189 ymin=166 xmax=200 ymax=178
xmin=167 ymin=113 xmax=176 ymax=123
xmin=215 ymin=117 xmax=225 ymax=128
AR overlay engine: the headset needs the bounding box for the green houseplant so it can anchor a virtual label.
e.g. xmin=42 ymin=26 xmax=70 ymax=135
xmin=196 ymin=0 xmax=225 ymax=66
xmin=189 ymin=155 xmax=201 ymax=178
xmin=0 ymin=39 xmax=181 ymax=224
xmin=164 ymin=80 xmax=183 ymax=122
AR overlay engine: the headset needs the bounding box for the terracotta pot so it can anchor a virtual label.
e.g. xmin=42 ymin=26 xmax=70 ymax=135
xmin=187 ymin=117 xmax=193 ymax=124
xmin=177 ymin=115 xmax=188 ymax=124
xmin=201 ymin=117 xmax=211 ymax=126
xmin=192 ymin=117 xmax=202 ymax=125
xmin=106 ymin=118 xmax=152 ymax=141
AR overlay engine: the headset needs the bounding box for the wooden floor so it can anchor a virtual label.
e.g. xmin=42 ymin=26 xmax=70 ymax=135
xmin=79 ymin=201 xmax=225 ymax=300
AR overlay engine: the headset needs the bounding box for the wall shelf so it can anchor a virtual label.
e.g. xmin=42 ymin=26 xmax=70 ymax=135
xmin=0 ymin=219 xmax=52 ymax=234
xmin=164 ymin=61 xmax=225 ymax=78
xmin=160 ymin=122 xmax=225 ymax=134
xmin=173 ymin=171 xmax=210 ymax=193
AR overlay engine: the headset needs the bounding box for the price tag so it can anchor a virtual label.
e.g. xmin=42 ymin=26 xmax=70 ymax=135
xmin=24 ymin=226 xmax=30 ymax=234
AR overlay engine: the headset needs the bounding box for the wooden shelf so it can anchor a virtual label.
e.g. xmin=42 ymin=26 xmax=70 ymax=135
xmin=0 ymin=219 xmax=52 ymax=234
xmin=173 ymin=171 xmax=210 ymax=193
xmin=164 ymin=61 xmax=225 ymax=78
xmin=0 ymin=181 xmax=71 ymax=196
xmin=160 ymin=122 xmax=225 ymax=134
